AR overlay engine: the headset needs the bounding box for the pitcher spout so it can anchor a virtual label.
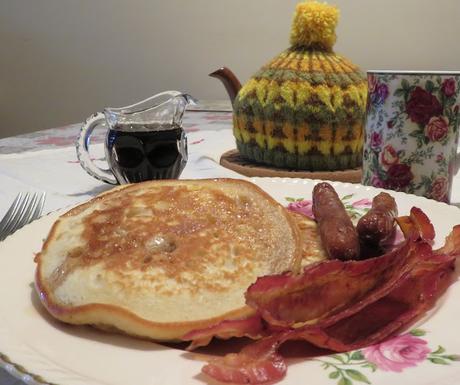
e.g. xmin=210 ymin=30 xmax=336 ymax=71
xmin=104 ymin=91 xmax=195 ymax=130
xmin=209 ymin=67 xmax=242 ymax=106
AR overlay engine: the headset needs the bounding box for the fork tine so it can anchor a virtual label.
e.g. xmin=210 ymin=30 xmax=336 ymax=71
xmin=0 ymin=192 xmax=47 ymax=241
xmin=31 ymin=192 xmax=46 ymax=222
xmin=24 ymin=192 xmax=45 ymax=225
xmin=0 ymin=193 xmax=29 ymax=240
xmin=0 ymin=193 xmax=24 ymax=232
xmin=16 ymin=192 xmax=41 ymax=231
xmin=0 ymin=193 xmax=32 ymax=241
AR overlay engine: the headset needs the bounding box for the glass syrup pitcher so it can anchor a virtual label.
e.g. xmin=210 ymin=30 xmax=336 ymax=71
xmin=76 ymin=91 xmax=195 ymax=184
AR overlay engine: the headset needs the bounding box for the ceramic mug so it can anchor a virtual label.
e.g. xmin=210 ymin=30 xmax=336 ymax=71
xmin=362 ymin=71 xmax=460 ymax=203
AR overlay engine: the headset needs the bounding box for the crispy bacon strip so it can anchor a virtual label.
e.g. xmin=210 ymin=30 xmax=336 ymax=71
xmin=294 ymin=251 xmax=456 ymax=351
xmin=183 ymin=315 xmax=265 ymax=350
xmin=396 ymin=207 xmax=435 ymax=242
xmin=245 ymin=238 xmax=419 ymax=328
xmin=202 ymin=332 xmax=288 ymax=384
xmin=435 ymin=225 xmax=460 ymax=255
xmin=202 ymin=212 xmax=460 ymax=385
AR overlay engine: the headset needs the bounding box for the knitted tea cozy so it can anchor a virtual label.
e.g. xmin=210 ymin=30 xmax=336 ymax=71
xmin=232 ymin=1 xmax=367 ymax=171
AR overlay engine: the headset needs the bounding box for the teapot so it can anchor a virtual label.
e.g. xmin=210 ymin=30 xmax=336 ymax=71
xmin=208 ymin=1 xmax=368 ymax=173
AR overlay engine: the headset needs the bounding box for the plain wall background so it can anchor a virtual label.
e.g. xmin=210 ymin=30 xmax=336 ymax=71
xmin=1 ymin=0 xmax=459 ymax=138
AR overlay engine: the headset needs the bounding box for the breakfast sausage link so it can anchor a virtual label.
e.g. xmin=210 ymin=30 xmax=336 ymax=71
xmin=312 ymin=182 xmax=360 ymax=261
xmin=357 ymin=192 xmax=398 ymax=247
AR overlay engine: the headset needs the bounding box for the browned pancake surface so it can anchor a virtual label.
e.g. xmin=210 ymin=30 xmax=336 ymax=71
xmin=35 ymin=179 xmax=302 ymax=341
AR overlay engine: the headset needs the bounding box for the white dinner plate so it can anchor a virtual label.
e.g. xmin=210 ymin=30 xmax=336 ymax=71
xmin=0 ymin=178 xmax=459 ymax=385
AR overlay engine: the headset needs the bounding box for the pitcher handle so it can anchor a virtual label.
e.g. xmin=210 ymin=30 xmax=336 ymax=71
xmin=76 ymin=113 xmax=118 ymax=185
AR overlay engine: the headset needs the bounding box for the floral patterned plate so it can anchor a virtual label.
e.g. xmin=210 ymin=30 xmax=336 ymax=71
xmin=0 ymin=178 xmax=459 ymax=385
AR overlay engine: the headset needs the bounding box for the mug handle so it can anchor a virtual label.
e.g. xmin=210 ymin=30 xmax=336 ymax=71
xmin=76 ymin=113 xmax=118 ymax=185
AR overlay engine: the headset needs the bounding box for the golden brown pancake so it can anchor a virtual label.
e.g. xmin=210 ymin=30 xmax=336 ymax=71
xmin=35 ymin=178 xmax=303 ymax=341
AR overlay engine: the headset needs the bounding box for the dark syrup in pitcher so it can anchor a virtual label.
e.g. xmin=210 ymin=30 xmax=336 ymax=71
xmin=106 ymin=124 xmax=187 ymax=184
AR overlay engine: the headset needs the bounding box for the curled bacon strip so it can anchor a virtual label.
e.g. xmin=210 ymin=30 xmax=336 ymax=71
xmin=294 ymin=249 xmax=456 ymax=352
xmin=245 ymin=239 xmax=418 ymax=328
xmin=437 ymin=225 xmax=460 ymax=255
xmin=201 ymin=210 xmax=460 ymax=384
xmin=396 ymin=207 xmax=435 ymax=242
xmin=202 ymin=333 xmax=288 ymax=384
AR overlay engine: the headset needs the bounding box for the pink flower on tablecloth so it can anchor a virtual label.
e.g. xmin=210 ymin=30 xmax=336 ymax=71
xmin=287 ymin=200 xmax=314 ymax=219
xmin=36 ymin=136 xmax=79 ymax=146
xmin=363 ymin=334 xmax=430 ymax=372
xmin=190 ymin=139 xmax=205 ymax=145
xmin=185 ymin=125 xmax=201 ymax=133
xmin=351 ymin=198 xmax=372 ymax=209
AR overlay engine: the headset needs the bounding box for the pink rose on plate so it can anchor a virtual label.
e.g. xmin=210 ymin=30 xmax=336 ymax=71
xmin=370 ymin=132 xmax=383 ymax=151
xmin=430 ymin=176 xmax=449 ymax=202
xmin=351 ymin=198 xmax=372 ymax=209
xmin=380 ymin=145 xmax=399 ymax=169
xmin=287 ymin=200 xmax=314 ymax=219
xmin=425 ymin=116 xmax=449 ymax=142
xmin=363 ymin=334 xmax=430 ymax=372
xmin=441 ymin=78 xmax=456 ymax=97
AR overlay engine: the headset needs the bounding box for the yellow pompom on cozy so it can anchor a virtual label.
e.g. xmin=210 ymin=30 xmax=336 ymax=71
xmin=233 ymin=1 xmax=367 ymax=171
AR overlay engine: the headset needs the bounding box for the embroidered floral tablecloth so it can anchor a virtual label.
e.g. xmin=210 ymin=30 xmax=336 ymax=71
xmin=0 ymin=104 xmax=233 ymax=154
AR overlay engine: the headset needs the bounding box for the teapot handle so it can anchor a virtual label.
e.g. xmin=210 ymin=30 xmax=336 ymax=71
xmin=76 ymin=113 xmax=118 ymax=185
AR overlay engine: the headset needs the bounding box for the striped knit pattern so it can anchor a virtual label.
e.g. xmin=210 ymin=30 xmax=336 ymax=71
xmin=233 ymin=48 xmax=367 ymax=171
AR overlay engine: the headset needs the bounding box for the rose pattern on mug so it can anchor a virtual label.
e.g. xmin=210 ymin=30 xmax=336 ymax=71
xmin=362 ymin=73 xmax=460 ymax=202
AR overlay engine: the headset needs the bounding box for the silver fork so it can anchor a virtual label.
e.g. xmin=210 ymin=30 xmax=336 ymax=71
xmin=0 ymin=192 xmax=46 ymax=241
